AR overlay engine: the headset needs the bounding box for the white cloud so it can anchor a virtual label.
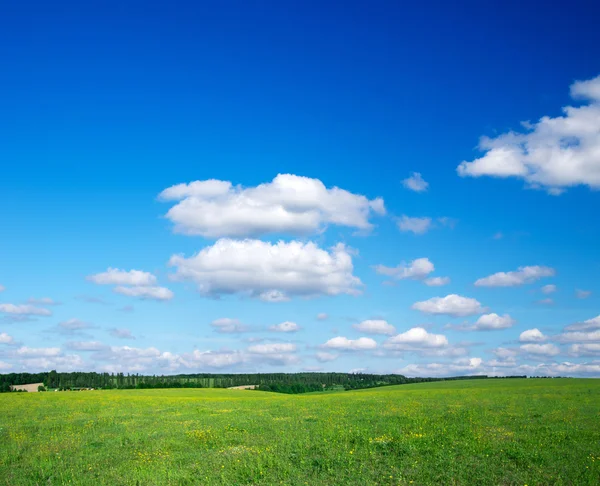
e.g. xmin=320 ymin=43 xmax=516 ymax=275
xmin=402 ymin=172 xmax=429 ymax=192
xmin=269 ymin=321 xmax=300 ymax=333
xmin=397 ymin=216 xmax=432 ymax=235
xmin=568 ymin=343 xmax=600 ymax=357
xmin=373 ymin=258 xmax=434 ymax=280
xmin=113 ymin=286 xmax=174 ymax=301
xmin=541 ymin=284 xmax=557 ymax=294
xmin=424 ymin=276 xmax=451 ymax=286
xmin=556 ymin=330 xmax=600 ymax=343
xmin=457 ymin=74 xmax=600 ymax=193
xmin=169 ymin=239 xmax=362 ymax=301
xmin=159 ymin=174 xmax=385 ymax=237
xmin=576 ymin=289 xmax=592 ymax=299
xmin=0 ymin=303 xmax=52 ymax=316
xmin=16 ymin=346 xmax=62 ymax=358
xmin=58 ymin=318 xmax=92 ymax=331
xmin=0 ymin=333 xmax=15 ymax=345
xmin=519 ymin=328 xmax=547 ymax=342
xmin=395 ymin=357 xmax=483 ymax=377
xmin=66 ymin=341 xmax=106 ymax=351
xmin=520 ymin=343 xmax=560 ymax=357
xmin=181 ymin=350 xmax=245 ymax=369
xmin=247 ymin=343 xmax=297 ymax=354
xmin=316 ymin=313 xmax=329 ymax=321
xmin=492 ymin=347 xmax=518 ymax=359
xmin=565 ymin=315 xmax=600 ymax=332
xmin=211 ymin=318 xmax=248 ymax=334
xmin=474 ymin=266 xmax=555 ymax=287
xmin=87 ymin=268 xmax=157 ymax=286
xmin=315 ymin=352 xmax=339 ymax=362
xmin=322 ymin=336 xmax=377 ymax=351
xmin=109 ymin=328 xmax=136 ymax=339
xmin=384 ymin=327 xmax=448 ymax=350
xmin=412 ymin=294 xmax=485 ymax=317
xmin=0 ymin=361 xmax=12 ymax=370
xmin=473 ymin=313 xmax=516 ymax=330
xmin=353 ymin=320 xmax=396 ymax=336
xmin=538 ymin=298 xmax=554 ymax=305
xmin=27 ymin=297 xmax=59 ymax=305
xmin=0 ymin=285 xmax=4 ymax=292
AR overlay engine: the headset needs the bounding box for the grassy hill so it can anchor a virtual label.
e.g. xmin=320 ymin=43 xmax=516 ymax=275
xmin=0 ymin=378 xmax=598 ymax=485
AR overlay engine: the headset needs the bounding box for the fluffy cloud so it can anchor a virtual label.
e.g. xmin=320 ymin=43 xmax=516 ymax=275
xmin=269 ymin=321 xmax=300 ymax=333
xmin=384 ymin=327 xmax=448 ymax=350
xmin=16 ymin=346 xmax=62 ymax=357
xmin=0 ymin=304 xmax=52 ymax=316
xmin=568 ymin=343 xmax=600 ymax=357
xmin=113 ymin=286 xmax=174 ymax=301
xmin=87 ymin=268 xmax=157 ymax=286
xmin=65 ymin=341 xmax=107 ymax=351
xmin=473 ymin=313 xmax=516 ymax=330
xmin=373 ymin=258 xmax=434 ymax=281
xmin=169 ymin=239 xmax=362 ymax=301
xmin=109 ymin=328 xmax=136 ymax=339
xmin=556 ymin=330 xmax=600 ymax=343
xmin=402 ymin=172 xmax=429 ymax=192
xmin=424 ymin=276 xmax=450 ymax=286
xmin=353 ymin=320 xmax=396 ymax=336
xmin=211 ymin=318 xmax=248 ymax=334
xmin=412 ymin=294 xmax=485 ymax=317
xmin=457 ymin=74 xmax=600 ymax=194
xmin=519 ymin=328 xmax=547 ymax=342
xmin=397 ymin=216 xmax=432 ymax=235
xmin=520 ymin=343 xmax=560 ymax=357
xmin=541 ymin=284 xmax=557 ymax=294
xmin=396 ymin=357 xmax=484 ymax=377
xmin=316 ymin=313 xmax=329 ymax=321
xmin=322 ymin=336 xmax=377 ymax=351
xmin=315 ymin=352 xmax=339 ymax=362
xmin=0 ymin=333 xmax=15 ymax=345
xmin=474 ymin=266 xmax=555 ymax=287
xmin=565 ymin=315 xmax=600 ymax=332
xmin=159 ymin=174 xmax=385 ymax=237
xmin=247 ymin=343 xmax=297 ymax=354
xmin=576 ymin=289 xmax=592 ymax=299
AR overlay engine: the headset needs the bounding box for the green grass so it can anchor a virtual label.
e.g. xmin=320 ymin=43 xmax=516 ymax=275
xmin=0 ymin=378 xmax=598 ymax=485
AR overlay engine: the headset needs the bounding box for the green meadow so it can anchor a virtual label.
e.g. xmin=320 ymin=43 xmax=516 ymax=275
xmin=0 ymin=378 xmax=598 ymax=485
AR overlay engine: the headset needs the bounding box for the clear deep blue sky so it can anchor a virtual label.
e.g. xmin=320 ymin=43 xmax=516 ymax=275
xmin=1 ymin=1 xmax=599 ymax=376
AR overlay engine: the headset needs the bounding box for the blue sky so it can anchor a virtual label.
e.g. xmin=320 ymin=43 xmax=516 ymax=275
xmin=1 ymin=1 xmax=599 ymax=376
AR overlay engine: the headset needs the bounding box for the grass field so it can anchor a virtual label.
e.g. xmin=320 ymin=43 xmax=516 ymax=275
xmin=0 ymin=379 xmax=599 ymax=485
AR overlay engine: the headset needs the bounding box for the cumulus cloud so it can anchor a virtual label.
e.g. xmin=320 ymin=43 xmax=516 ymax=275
xmin=0 ymin=333 xmax=15 ymax=345
xmin=0 ymin=304 xmax=52 ymax=316
xmin=474 ymin=266 xmax=555 ymax=287
xmin=211 ymin=318 xmax=249 ymax=334
xmin=169 ymin=239 xmax=362 ymax=301
xmin=556 ymin=330 xmax=600 ymax=343
xmin=412 ymin=294 xmax=485 ymax=317
xmin=565 ymin=315 xmax=600 ymax=332
xmin=159 ymin=174 xmax=385 ymax=237
xmin=113 ymin=286 xmax=174 ymax=301
xmin=316 ymin=313 xmax=329 ymax=321
xmin=520 ymin=343 xmax=560 ymax=357
xmin=322 ymin=336 xmax=377 ymax=351
xmin=373 ymin=258 xmax=434 ymax=281
xmin=541 ymin=284 xmax=557 ymax=294
xmin=397 ymin=216 xmax=432 ymax=235
xmin=424 ymin=276 xmax=450 ymax=286
xmin=538 ymin=298 xmax=554 ymax=305
xmin=396 ymin=357 xmax=484 ymax=377
xmin=402 ymin=172 xmax=429 ymax=192
xmin=519 ymin=328 xmax=547 ymax=342
xmin=87 ymin=268 xmax=157 ymax=286
xmin=457 ymin=74 xmax=600 ymax=194
xmin=16 ymin=346 xmax=62 ymax=358
xmin=472 ymin=313 xmax=516 ymax=330
xmin=246 ymin=343 xmax=299 ymax=365
xmin=269 ymin=321 xmax=300 ymax=333
xmin=576 ymin=289 xmax=592 ymax=299
xmin=109 ymin=328 xmax=136 ymax=339
xmin=568 ymin=343 xmax=600 ymax=357
xmin=315 ymin=352 xmax=339 ymax=362
xmin=353 ymin=320 xmax=396 ymax=336
xmin=59 ymin=318 xmax=92 ymax=331
xmin=384 ymin=327 xmax=448 ymax=350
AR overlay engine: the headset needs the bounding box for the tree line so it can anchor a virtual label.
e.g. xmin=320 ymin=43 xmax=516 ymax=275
xmin=0 ymin=370 xmax=531 ymax=393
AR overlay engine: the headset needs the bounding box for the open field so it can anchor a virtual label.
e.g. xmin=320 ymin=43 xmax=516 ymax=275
xmin=0 ymin=379 xmax=599 ymax=485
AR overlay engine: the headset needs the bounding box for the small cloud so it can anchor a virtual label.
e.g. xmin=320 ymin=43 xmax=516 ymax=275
xmin=576 ymin=289 xmax=592 ymax=299
xmin=27 ymin=297 xmax=60 ymax=306
xmin=402 ymin=172 xmax=429 ymax=192
xmin=316 ymin=313 xmax=329 ymax=321
xmin=424 ymin=276 xmax=450 ymax=287
xmin=315 ymin=352 xmax=339 ymax=362
xmin=519 ymin=328 xmax=547 ymax=343
xmin=397 ymin=216 xmax=432 ymax=235
xmin=537 ymin=298 xmax=554 ymax=305
xmin=373 ymin=258 xmax=434 ymax=281
xmin=541 ymin=284 xmax=557 ymax=294
xmin=353 ymin=319 xmax=396 ymax=336
xmin=269 ymin=321 xmax=300 ymax=333
xmin=113 ymin=286 xmax=174 ymax=301
xmin=109 ymin=328 xmax=136 ymax=340
xmin=322 ymin=336 xmax=377 ymax=351
xmin=211 ymin=318 xmax=249 ymax=334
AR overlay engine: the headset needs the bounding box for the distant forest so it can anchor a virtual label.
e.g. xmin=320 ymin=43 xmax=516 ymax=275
xmin=0 ymin=371 xmax=529 ymax=394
